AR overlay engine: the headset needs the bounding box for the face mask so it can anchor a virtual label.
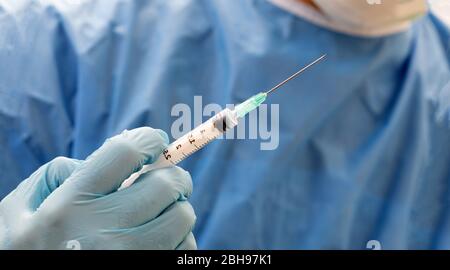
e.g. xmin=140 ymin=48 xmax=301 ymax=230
xmin=312 ymin=0 xmax=428 ymax=37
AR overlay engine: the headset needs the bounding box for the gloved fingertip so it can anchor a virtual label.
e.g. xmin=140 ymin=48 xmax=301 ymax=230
xmin=47 ymin=157 xmax=80 ymax=184
xmin=156 ymin=129 xmax=170 ymax=144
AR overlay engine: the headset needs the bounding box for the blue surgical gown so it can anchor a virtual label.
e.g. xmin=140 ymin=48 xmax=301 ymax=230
xmin=1 ymin=0 xmax=450 ymax=249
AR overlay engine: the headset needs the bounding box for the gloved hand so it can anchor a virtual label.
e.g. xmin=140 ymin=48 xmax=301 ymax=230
xmin=0 ymin=127 xmax=196 ymax=250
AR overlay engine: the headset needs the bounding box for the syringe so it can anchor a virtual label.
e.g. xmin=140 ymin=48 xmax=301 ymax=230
xmin=120 ymin=55 xmax=326 ymax=189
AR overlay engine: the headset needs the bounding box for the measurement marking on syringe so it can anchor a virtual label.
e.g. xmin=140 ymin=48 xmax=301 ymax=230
xmin=198 ymin=138 xmax=212 ymax=148
xmin=179 ymin=149 xmax=196 ymax=160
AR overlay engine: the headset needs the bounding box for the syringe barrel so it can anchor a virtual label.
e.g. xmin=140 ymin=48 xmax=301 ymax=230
xmin=120 ymin=108 xmax=238 ymax=189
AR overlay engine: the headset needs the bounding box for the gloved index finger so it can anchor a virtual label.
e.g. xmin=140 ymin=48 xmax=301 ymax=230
xmin=63 ymin=127 xmax=169 ymax=195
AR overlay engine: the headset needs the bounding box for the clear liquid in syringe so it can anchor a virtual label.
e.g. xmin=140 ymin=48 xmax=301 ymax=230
xmin=162 ymin=108 xmax=238 ymax=165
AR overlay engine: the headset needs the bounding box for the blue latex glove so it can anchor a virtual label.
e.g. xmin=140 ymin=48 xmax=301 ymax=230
xmin=0 ymin=127 xmax=196 ymax=250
